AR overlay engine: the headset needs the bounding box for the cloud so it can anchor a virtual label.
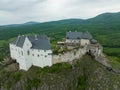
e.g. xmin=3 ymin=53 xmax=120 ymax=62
xmin=0 ymin=0 xmax=43 ymax=11
xmin=0 ymin=0 xmax=120 ymax=25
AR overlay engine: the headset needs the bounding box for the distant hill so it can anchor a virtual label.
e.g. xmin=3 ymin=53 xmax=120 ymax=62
xmin=1 ymin=12 xmax=120 ymax=28
xmin=23 ymin=21 xmax=40 ymax=25
xmin=0 ymin=12 xmax=120 ymax=48
xmin=87 ymin=12 xmax=120 ymax=24
xmin=0 ymin=21 xmax=40 ymax=28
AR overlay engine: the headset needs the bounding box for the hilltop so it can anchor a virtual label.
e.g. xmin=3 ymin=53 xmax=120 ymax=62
xmin=0 ymin=55 xmax=120 ymax=90
xmin=0 ymin=12 xmax=120 ymax=90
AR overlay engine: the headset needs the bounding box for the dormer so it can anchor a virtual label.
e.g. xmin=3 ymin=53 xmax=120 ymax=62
xmin=23 ymin=36 xmax=32 ymax=49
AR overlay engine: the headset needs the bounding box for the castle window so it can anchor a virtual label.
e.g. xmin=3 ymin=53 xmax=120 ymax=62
xmin=32 ymin=54 xmax=34 ymax=56
xmin=44 ymin=50 xmax=46 ymax=52
xmin=27 ymin=50 xmax=30 ymax=55
xmin=18 ymin=51 xmax=20 ymax=54
xmin=45 ymin=55 xmax=47 ymax=58
xmin=77 ymin=37 xmax=80 ymax=39
xmin=48 ymin=53 xmax=52 ymax=55
xmin=66 ymin=37 xmax=69 ymax=39
xmin=38 ymin=54 xmax=39 ymax=57
xmin=21 ymin=51 xmax=23 ymax=55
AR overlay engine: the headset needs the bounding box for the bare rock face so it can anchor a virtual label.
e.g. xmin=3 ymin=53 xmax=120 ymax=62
xmin=82 ymin=55 xmax=120 ymax=90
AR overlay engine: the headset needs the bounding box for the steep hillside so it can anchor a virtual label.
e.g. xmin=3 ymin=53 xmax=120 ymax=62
xmin=0 ymin=55 xmax=120 ymax=90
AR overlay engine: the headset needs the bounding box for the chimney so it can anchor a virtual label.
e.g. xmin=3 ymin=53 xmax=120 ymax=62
xmin=35 ymin=35 xmax=38 ymax=40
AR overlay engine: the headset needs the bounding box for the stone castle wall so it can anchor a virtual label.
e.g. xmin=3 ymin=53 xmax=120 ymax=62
xmin=52 ymin=44 xmax=103 ymax=64
xmin=52 ymin=47 xmax=86 ymax=64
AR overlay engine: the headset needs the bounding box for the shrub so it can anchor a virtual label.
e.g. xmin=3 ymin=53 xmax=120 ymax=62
xmin=10 ymin=72 xmax=22 ymax=83
xmin=42 ymin=63 xmax=72 ymax=73
xmin=0 ymin=55 xmax=3 ymax=62
xmin=77 ymin=75 xmax=86 ymax=90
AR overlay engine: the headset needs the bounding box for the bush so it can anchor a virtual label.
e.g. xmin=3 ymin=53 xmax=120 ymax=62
xmin=0 ymin=55 xmax=3 ymax=62
xmin=43 ymin=63 xmax=72 ymax=73
xmin=77 ymin=75 xmax=86 ymax=90
xmin=74 ymin=51 xmax=76 ymax=56
xmin=53 ymin=49 xmax=59 ymax=55
xmin=74 ymin=61 xmax=81 ymax=67
xmin=6 ymin=81 xmax=12 ymax=90
xmin=10 ymin=72 xmax=22 ymax=83
xmin=25 ymin=77 xmax=41 ymax=90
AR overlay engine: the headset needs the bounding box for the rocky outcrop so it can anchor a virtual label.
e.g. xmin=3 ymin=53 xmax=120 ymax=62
xmin=1 ymin=44 xmax=120 ymax=90
xmin=0 ymin=61 xmax=84 ymax=90
xmin=1 ymin=55 xmax=120 ymax=90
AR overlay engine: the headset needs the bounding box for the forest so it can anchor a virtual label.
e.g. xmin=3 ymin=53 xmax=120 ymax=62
xmin=0 ymin=12 xmax=120 ymax=62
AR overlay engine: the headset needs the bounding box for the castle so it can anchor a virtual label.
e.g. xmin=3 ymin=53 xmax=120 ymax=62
xmin=66 ymin=31 xmax=97 ymax=46
xmin=9 ymin=31 xmax=102 ymax=71
xmin=9 ymin=35 xmax=52 ymax=71
xmin=58 ymin=31 xmax=97 ymax=46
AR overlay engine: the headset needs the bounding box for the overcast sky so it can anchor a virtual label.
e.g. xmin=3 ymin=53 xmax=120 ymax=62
xmin=0 ymin=0 xmax=120 ymax=25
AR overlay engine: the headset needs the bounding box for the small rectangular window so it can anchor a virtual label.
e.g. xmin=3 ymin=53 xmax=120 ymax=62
xmin=48 ymin=53 xmax=52 ymax=55
xmin=38 ymin=54 xmax=39 ymax=57
xmin=27 ymin=50 xmax=30 ymax=55
xmin=21 ymin=51 xmax=23 ymax=55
